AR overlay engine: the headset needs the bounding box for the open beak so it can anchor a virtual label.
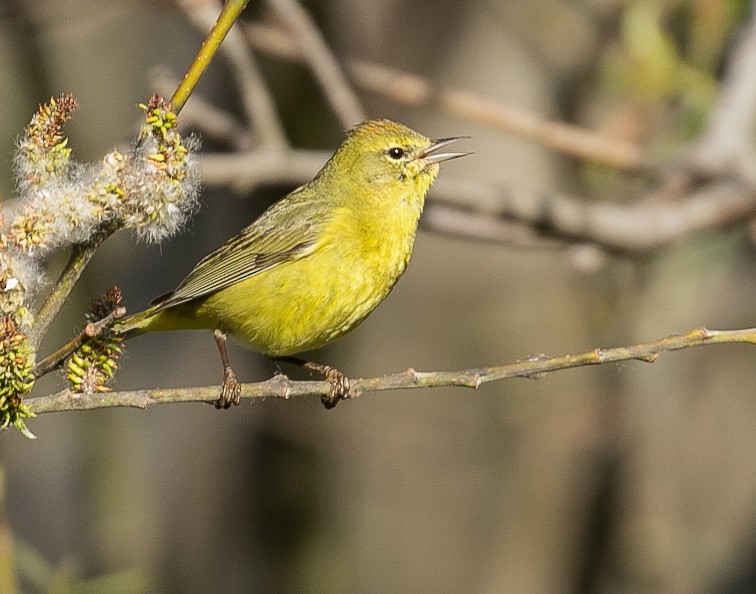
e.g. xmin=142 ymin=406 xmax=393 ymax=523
xmin=419 ymin=136 xmax=472 ymax=164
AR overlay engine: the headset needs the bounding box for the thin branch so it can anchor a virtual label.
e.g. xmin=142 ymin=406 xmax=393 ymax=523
xmin=429 ymin=177 xmax=756 ymax=253
xmin=31 ymin=305 xmax=126 ymax=379
xmin=199 ymin=147 xmax=331 ymax=189
xmin=28 ymin=224 xmax=118 ymax=349
xmin=24 ymin=327 xmax=756 ymax=414
xmin=149 ymin=66 xmax=254 ymax=151
xmin=176 ymin=0 xmax=287 ymax=147
xmin=242 ymin=22 xmax=650 ymax=172
xmin=266 ymin=0 xmax=366 ymax=127
xmin=171 ymin=0 xmax=251 ymax=115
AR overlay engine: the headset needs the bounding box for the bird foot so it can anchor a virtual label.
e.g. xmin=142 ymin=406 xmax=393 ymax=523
xmin=216 ymin=367 xmax=241 ymax=409
xmin=274 ymin=357 xmax=351 ymax=409
xmin=316 ymin=364 xmax=350 ymax=409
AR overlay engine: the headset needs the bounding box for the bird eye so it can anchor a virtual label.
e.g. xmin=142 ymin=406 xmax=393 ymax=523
xmin=387 ymin=147 xmax=404 ymax=160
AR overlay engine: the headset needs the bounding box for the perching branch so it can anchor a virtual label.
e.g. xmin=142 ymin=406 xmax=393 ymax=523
xmin=24 ymin=326 xmax=756 ymax=414
xmin=11 ymin=4 xmax=756 ymax=440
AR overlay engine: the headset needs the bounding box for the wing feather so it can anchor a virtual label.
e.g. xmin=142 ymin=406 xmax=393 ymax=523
xmin=152 ymin=185 xmax=328 ymax=310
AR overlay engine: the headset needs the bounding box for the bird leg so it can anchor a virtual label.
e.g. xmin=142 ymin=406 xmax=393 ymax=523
xmin=213 ymin=329 xmax=241 ymax=409
xmin=275 ymin=356 xmax=350 ymax=409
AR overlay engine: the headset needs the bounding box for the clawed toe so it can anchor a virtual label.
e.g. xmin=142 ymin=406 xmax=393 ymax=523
xmin=217 ymin=368 xmax=241 ymax=409
xmin=321 ymin=366 xmax=350 ymax=409
xmin=273 ymin=356 xmax=352 ymax=409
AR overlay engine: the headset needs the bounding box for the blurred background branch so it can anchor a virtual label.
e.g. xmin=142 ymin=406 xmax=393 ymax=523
xmin=186 ymin=7 xmax=756 ymax=257
xmin=242 ymin=21 xmax=652 ymax=171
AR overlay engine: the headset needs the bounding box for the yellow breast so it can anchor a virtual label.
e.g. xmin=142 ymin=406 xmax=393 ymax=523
xmin=193 ymin=199 xmax=421 ymax=356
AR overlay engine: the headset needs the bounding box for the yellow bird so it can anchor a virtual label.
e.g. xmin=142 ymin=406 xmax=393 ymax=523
xmin=115 ymin=119 xmax=469 ymax=408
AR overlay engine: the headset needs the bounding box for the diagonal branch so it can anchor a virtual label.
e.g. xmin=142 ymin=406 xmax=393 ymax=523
xmin=28 ymin=223 xmax=119 ymax=349
xmin=267 ymin=0 xmax=366 ymax=127
xmin=176 ymin=0 xmax=287 ymax=147
xmin=24 ymin=326 xmax=756 ymax=414
xmin=171 ymin=0 xmax=251 ymax=115
xmin=687 ymin=11 xmax=756 ymax=178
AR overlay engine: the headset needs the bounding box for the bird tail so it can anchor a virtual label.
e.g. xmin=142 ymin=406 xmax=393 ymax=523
xmin=112 ymin=306 xmax=159 ymax=339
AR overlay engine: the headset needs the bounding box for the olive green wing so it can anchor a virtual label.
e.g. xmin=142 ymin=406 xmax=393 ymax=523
xmin=152 ymin=186 xmax=326 ymax=311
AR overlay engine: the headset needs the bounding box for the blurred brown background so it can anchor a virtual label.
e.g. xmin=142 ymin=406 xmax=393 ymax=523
xmin=3 ymin=0 xmax=756 ymax=592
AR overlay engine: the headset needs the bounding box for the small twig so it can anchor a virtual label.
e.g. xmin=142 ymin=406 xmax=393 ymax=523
xmin=242 ymin=22 xmax=650 ymax=172
xmin=177 ymin=0 xmax=287 ymax=146
xmin=149 ymin=66 xmax=254 ymax=151
xmin=24 ymin=327 xmax=756 ymax=414
xmin=31 ymin=306 xmax=126 ymax=379
xmin=266 ymin=0 xmax=366 ymax=127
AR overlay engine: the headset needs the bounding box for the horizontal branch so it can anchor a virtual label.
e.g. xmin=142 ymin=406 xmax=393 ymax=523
xmin=199 ymin=148 xmax=331 ymax=190
xmin=430 ymin=177 xmax=756 ymax=253
xmin=25 ymin=327 xmax=756 ymax=414
xmin=199 ymin=146 xmax=756 ymax=254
